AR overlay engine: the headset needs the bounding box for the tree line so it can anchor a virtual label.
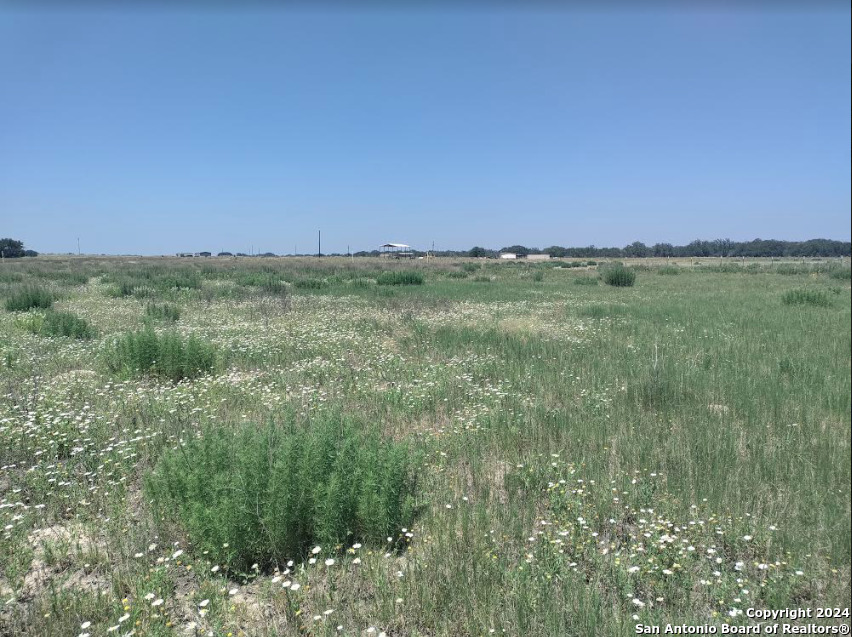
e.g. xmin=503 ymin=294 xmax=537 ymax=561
xmin=2 ymin=237 xmax=849 ymax=259
xmin=462 ymin=238 xmax=850 ymax=259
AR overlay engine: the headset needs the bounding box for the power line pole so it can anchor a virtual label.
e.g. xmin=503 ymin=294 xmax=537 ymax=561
xmin=318 ymin=230 xmax=322 ymax=258
xmin=77 ymin=237 xmax=81 ymax=255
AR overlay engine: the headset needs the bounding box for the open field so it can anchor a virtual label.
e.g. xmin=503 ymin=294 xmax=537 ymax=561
xmin=0 ymin=256 xmax=849 ymax=636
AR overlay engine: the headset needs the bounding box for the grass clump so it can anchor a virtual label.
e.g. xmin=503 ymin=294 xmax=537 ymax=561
xmin=781 ymin=288 xmax=832 ymax=308
xmin=144 ymin=302 xmax=181 ymax=322
xmin=105 ymin=328 xmax=215 ymax=382
xmin=145 ymin=414 xmax=418 ymax=572
xmin=5 ymin=285 xmax=54 ymax=312
xmin=657 ymin=265 xmax=681 ymax=275
xmin=376 ymin=270 xmax=424 ymax=286
xmin=292 ymin=278 xmax=327 ymax=290
xmin=602 ymin=263 xmax=636 ymax=287
xmin=828 ymin=266 xmax=850 ymax=281
xmin=24 ymin=311 xmax=94 ymax=339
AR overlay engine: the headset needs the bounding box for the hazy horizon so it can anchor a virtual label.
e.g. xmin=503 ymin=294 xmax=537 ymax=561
xmin=3 ymin=5 xmax=850 ymax=255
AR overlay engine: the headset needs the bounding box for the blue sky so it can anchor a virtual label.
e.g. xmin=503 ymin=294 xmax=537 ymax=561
xmin=1 ymin=5 xmax=850 ymax=255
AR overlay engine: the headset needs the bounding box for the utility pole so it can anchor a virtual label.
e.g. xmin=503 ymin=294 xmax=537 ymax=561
xmin=77 ymin=237 xmax=81 ymax=255
xmin=318 ymin=230 xmax=322 ymax=258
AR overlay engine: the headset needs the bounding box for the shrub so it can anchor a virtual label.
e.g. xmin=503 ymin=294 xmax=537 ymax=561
xmin=445 ymin=270 xmax=469 ymax=279
xmin=145 ymin=303 xmax=181 ymax=322
xmin=5 ymin=285 xmax=54 ymax=312
xmin=376 ymin=271 xmax=424 ymax=286
xmin=25 ymin=310 xmax=94 ymax=339
xmin=461 ymin=263 xmax=479 ymax=273
xmin=531 ymin=270 xmax=545 ymax=282
xmin=472 ymin=275 xmax=492 ymax=283
xmin=145 ymin=415 xmax=418 ymax=572
xmin=602 ymin=264 xmax=636 ymax=287
xmin=781 ymin=289 xmax=832 ymax=308
xmin=105 ymin=328 xmax=216 ymax=382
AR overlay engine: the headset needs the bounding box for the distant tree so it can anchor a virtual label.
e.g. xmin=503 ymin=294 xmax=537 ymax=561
xmin=468 ymin=246 xmax=492 ymax=258
xmin=652 ymin=243 xmax=675 ymax=257
xmin=0 ymin=238 xmax=37 ymax=258
xmin=501 ymin=245 xmax=531 ymax=256
xmin=543 ymin=245 xmax=567 ymax=258
xmin=623 ymin=241 xmax=649 ymax=258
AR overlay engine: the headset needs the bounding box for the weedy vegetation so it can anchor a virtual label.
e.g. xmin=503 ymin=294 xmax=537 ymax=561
xmin=22 ymin=310 xmax=95 ymax=339
xmin=602 ymin=262 xmax=637 ymax=287
xmin=376 ymin=270 xmax=424 ymax=286
xmin=781 ymin=288 xmax=833 ymax=307
xmin=104 ymin=327 xmax=216 ymax=382
xmin=0 ymin=255 xmax=849 ymax=636
xmin=146 ymin=413 xmax=417 ymax=573
xmin=4 ymin=285 xmax=55 ymax=312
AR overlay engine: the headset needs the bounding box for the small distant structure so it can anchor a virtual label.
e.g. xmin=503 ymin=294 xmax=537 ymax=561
xmin=499 ymin=252 xmax=518 ymax=260
xmin=176 ymin=252 xmax=211 ymax=257
xmin=380 ymin=243 xmax=414 ymax=259
xmin=527 ymin=254 xmax=551 ymax=261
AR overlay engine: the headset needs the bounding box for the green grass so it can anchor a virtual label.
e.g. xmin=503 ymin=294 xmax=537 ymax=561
xmin=602 ymin=263 xmax=637 ymax=287
xmin=145 ymin=413 xmax=418 ymax=573
xmin=376 ymin=270 xmax=424 ymax=285
xmin=781 ymin=288 xmax=832 ymax=307
xmin=144 ymin=302 xmax=181 ymax=322
xmin=657 ymin=265 xmax=681 ymax=275
xmin=573 ymin=275 xmax=599 ymax=286
xmin=4 ymin=285 xmax=55 ymax=311
xmin=23 ymin=310 xmax=95 ymax=339
xmin=0 ymin=256 xmax=849 ymax=637
xmin=104 ymin=327 xmax=216 ymax=381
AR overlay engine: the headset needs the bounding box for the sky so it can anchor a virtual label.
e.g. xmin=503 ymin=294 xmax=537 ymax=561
xmin=1 ymin=4 xmax=850 ymax=255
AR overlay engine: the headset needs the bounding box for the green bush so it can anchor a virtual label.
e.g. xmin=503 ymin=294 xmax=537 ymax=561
xmin=602 ymin=264 xmax=636 ymax=287
xmin=376 ymin=270 xmax=424 ymax=286
xmin=105 ymin=328 xmax=216 ymax=382
xmin=781 ymin=288 xmax=832 ymax=308
xmin=5 ymin=285 xmax=54 ymax=312
xmin=445 ymin=270 xmax=469 ymax=279
xmin=26 ymin=311 xmax=94 ymax=339
xmin=461 ymin=263 xmax=479 ymax=273
xmin=145 ymin=415 xmax=418 ymax=572
xmin=145 ymin=303 xmax=181 ymax=322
